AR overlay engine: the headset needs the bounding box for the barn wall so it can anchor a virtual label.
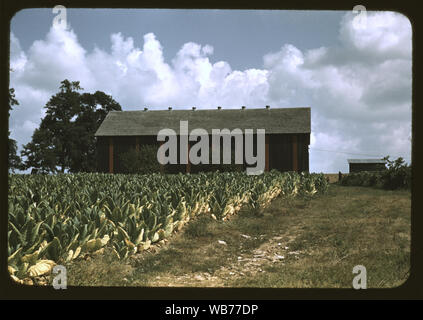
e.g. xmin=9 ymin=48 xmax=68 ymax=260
xmin=96 ymin=137 xmax=109 ymax=173
xmin=298 ymin=133 xmax=310 ymax=172
xmin=97 ymin=132 xmax=310 ymax=173
xmin=96 ymin=136 xmax=158 ymax=173
xmin=349 ymin=163 xmax=386 ymax=173
xmin=268 ymin=133 xmax=310 ymax=172
xmin=268 ymin=134 xmax=292 ymax=172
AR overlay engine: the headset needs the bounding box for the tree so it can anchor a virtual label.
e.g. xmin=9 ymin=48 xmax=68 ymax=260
xmin=8 ymin=88 xmax=23 ymax=172
xmin=20 ymin=128 xmax=58 ymax=173
xmin=69 ymin=90 xmax=122 ymax=172
xmin=21 ymin=80 xmax=122 ymax=173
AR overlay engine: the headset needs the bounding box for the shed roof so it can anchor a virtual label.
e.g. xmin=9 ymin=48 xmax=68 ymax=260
xmin=347 ymin=159 xmax=386 ymax=164
xmin=95 ymin=107 xmax=311 ymax=136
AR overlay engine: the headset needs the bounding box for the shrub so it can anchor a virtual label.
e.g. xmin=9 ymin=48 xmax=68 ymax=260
xmin=119 ymin=145 xmax=162 ymax=174
xmin=340 ymin=156 xmax=411 ymax=190
xmin=380 ymin=156 xmax=411 ymax=190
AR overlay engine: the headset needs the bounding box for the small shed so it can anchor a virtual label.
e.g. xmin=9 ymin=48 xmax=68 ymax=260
xmin=347 ymin=159 xmax=387 ymax=173
xmin=95 ymin=106 xmax=311 ymax=174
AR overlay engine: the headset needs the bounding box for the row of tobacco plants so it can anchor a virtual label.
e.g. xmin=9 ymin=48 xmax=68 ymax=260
xmin=340 ymin=157 xmax=411 ymax=190
xmin=8 ymin=170 xmax=328 ymax=284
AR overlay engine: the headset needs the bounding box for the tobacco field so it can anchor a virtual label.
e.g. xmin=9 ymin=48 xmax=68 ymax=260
xmin=8 ymin=171 xmax=328 ymax=284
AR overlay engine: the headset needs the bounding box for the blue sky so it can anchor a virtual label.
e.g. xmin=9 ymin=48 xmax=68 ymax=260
xmin=9 ymin=8 xmax=412 ymax=172
xmin=11 ymin=9 xmax=345 ymax=71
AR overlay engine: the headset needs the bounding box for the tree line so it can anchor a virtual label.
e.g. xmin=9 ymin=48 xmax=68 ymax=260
xmin=8 ymin=80 xmax=122 ymax=173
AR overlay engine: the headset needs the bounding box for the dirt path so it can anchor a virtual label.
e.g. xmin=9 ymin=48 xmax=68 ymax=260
xmin=139 ymin=225 xmax=307 ymax=287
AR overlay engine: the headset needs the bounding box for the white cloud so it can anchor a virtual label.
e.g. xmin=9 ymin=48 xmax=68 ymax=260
xmin=10 ymin=33 xmax=27 ymax=72
xmin=261 ymin=11 xmax=411 ymax=171
xmin=9 ymin=11 xmax=412 ymax=172
xmin=339 ymin=11 xmax=412 ymax=59
xmin=15 ymin=26 xmax=93 ymax=91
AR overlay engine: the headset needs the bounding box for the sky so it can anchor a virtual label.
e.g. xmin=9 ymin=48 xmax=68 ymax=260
xmin=9 ymin=8 xmax=412 ymax=173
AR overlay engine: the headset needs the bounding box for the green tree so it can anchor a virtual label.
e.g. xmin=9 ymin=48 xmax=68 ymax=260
xmin=8 ymin=88 xmax=22 ymax=172
xmin=21 ymin=80 xmax=122 ymax=173
xmin=69 ymin=90 xmax=122 ymax=172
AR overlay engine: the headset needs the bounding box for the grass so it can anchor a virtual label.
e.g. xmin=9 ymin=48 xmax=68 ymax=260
xmin=64 ymin=184 xmax=411 ymax=288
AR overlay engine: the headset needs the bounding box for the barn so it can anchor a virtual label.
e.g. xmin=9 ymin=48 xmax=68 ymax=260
xmin=94 ymin=106 xmax=311 ymax=174
xmin=347 ymin=159 xmax=387 ymax=173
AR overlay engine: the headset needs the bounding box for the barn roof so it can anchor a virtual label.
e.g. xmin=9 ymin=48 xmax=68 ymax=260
xmin=95 ymin=107 xmax=311 ymax=136
xmin=347 ymin=159 xmax=386 ymax=164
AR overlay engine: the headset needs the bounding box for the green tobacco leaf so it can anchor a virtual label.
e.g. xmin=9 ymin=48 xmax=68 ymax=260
xmin=8 ymin=247 xmax=23 ymax=264
xmin=117 ymin=226 xmax=130 ymax=242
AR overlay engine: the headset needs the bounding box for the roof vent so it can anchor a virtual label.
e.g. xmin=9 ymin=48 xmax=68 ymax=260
xmin=192 ymin=106 xmax=196 ymax=111
xmin=144 ymin=107 xmax=148 ymax=111
xmin=168 ymin=107 xmax=172 ymax=111
xmin=266 ymin=105 xmax=270 ymax=109
xmin=217 ymin=106 xmax=222 ymax=110
xmin=241 ymin=106 xmax=246 ymax=110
